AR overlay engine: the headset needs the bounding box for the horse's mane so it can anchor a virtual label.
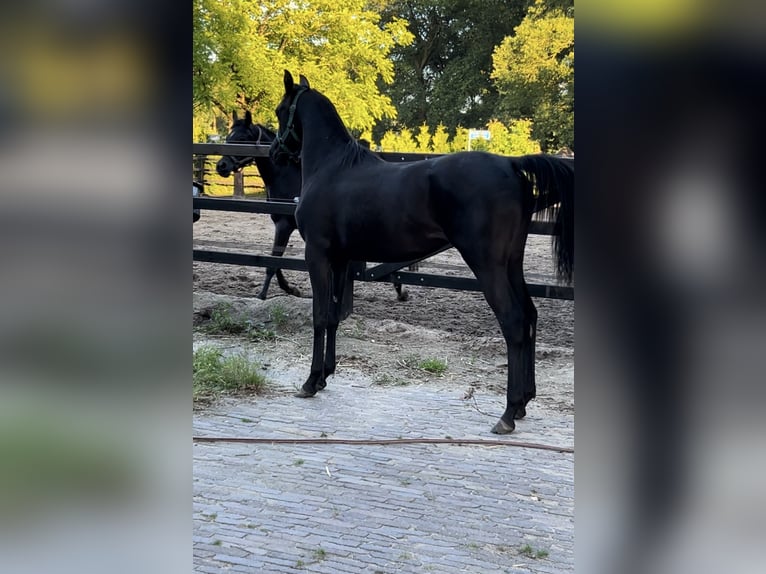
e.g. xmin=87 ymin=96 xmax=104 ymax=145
xmin=339 ymin=139 xmax=379 ymax=168
xmin=227 ymin=120 xmax=277 ymax=144
xmin=308 ymin=89 xmax=380 ymax=169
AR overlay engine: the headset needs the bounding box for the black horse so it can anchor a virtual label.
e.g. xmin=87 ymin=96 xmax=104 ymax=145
xmin=216 ymin=110 xmax=414 ymax=301
xmin=271 ymin=71 xmax=574 ymax=434
xmin=216 ymin=111 xmax=303 ymax=300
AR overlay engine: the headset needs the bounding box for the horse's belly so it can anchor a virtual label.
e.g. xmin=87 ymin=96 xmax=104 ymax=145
xmin=341 ymin=226 xmax=449 ymax=262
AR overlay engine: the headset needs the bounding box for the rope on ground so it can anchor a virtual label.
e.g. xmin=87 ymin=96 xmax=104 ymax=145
xmin=192 ymin=435 xmax=573 ymax=454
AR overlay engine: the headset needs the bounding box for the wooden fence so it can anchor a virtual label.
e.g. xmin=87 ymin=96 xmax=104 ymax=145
xmin=192 ymin=143 xmax=573 ymax=301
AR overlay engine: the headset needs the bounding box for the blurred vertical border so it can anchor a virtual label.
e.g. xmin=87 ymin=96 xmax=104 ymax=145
xmin=0 ymin=2 xmax=189 ymax=573
xmin=576 ymin=1 xmax=766 ymax=573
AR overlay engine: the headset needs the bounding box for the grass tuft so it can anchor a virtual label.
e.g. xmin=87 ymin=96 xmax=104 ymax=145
xmin=193 ymin=346 xmax=266 ymax=404
xmin=419 ymin=357 xmax=447 ymax=375
xmin=519 ymin=544 xmax=549 ymax=559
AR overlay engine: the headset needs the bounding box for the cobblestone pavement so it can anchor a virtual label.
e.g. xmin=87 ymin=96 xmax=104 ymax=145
xmin=193 ymin=366 xmax=574 ymax=573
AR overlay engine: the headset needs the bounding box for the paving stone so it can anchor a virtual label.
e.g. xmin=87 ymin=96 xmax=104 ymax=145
xmin=194 ymin=377 xmax=573 ymax=573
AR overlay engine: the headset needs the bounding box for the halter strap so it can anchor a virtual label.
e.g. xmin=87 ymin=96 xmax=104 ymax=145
xmin=223 ymin=123 xmax=270 ymax=171
xmin=274 ymin=87 xmax=308 ymax=162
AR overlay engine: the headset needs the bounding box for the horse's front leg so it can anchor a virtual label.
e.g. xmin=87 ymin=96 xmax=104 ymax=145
xmin=260 ymin=216 xmax=300 ymax=299
xmin=296 ymin=245 xmax=331 ymax=398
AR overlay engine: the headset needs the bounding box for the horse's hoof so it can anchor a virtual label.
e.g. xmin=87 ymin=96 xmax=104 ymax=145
xmin=290 ymin=288 xmax=302 ymax=298
xmin=316 ymin=380 xmax=327 ymax=391
xmin=491 ymin=418 xmax=515 ymax=434
xmin=294 ymin=388 xmax=317 ymax=398
xmin=257 ymin=292 xmax=268 ymax=301
xmin=397 ymin=291 xmax=409 ymax=302
xmin=514 ymin=406 xmax=527 ymax=420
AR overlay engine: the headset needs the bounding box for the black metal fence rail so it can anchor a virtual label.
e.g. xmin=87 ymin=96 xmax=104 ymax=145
xmin=192 ymin=143 xmax=574 ymax=301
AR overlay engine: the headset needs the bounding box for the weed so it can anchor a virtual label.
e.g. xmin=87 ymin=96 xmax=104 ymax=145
xmin=419 ymin=357 xmax=447 ymax=375
xmin=193 ymin=346 xmax=266 ymax=403
xmin=240 ymin=418 xmax=253 ymax=423
xmin=519 ymin=544 xmax=549 ymax=559
xmin=398 ymin=354 xmax=421 ymax=369
xmin=248 ymin=325 xmax=276 ymax=342
xmin=313 ymin=547 xmax=327 ymax=560
xmin=295 ymin=559 xmax=305 ymax=568
xmin=205 ymin=303 xmax=248 ymax=335
xmin=269 ymin=304 xmax=288 ymax=329
xmin=373 ymin=373 xmax=409 ymax=386
xmin=293 ymin=459 xmax=305 ymax=466
xmin=203 ymin=302 xmax=282 ymax=341
xmin=212 ymin=540 xmax=222 ymax=546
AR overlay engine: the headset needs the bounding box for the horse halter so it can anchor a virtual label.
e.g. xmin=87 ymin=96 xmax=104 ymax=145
xmin=224 ymin=124 xmax=267 ymax=171
xmin=273 ymin=87 xmax=308 ymax=164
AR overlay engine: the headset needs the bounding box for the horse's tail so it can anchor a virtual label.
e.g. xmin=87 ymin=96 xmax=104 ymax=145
xmin=514 ymin=154 xmax=574 ymax=284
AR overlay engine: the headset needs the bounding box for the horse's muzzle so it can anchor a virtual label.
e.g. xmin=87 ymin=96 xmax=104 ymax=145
xmin=216 ymin=156 xmax=234 ymax=177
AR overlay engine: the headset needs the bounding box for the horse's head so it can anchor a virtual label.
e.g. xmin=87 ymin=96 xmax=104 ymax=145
xmin=216 ymin=111 xmax=273 ymax=177
xmin=270 ymin=70 xmax=310 ymax=165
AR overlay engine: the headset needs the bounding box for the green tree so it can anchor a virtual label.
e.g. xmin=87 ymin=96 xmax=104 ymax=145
xmin=431 ymin=123 xmax=450 ymax=153
xmin=487 ymin=119 xmax=540 ymax=155
xmin=374 ymin=0 xmax=533 ymax=141
xmin=414 ymin=124 xmax=432 ymax=152
xmin=193 ymin=0 xmax=412 ymax=140
xmin=491 ymin=0 xmax=574 ymax=151
xmin=450 ymin=126 xmax=469 ymax=153
xmin=378 ymin=128 xmax=418 ymax=152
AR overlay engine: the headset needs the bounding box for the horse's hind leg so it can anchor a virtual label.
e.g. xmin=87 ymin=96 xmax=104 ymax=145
xmin=259 ymin=217 xmax=300 ymax=299
xmin=515 ymin=283 xmax=538 ymax=420
xmin=322 ymin=261 xmax=350 ymax=383
xmin=460 ymin=254 xmax=528 ymax=434
xmin=296 ymin=245 xmax=332 ymax=398
xmin=394 ymin=282 xmax=408 ymax=302
xmin=393 ymin=263 xmax=419 ymax=301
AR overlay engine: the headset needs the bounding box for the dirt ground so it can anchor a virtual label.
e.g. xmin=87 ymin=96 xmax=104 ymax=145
xmin=193 ymin=210 xmax=574 ymax=416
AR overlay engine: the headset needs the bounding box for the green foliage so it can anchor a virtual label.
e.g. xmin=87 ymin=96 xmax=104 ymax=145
xmin=269 ymin=304 xmax=289 ymax=330
xmin=193 ymin=0 xmax=413 ymax=140
xmin=194 ymin=0 xmax=572 ymax=153
xmin=487 ymin=119 xmax=541 ymax=155
xmin=193 ymin=346 xmax=266 ymax=403
xmin=377 ymin=120 xmax=539 ymax=156
xmin=374 ymin=0 xmax=533 ymax=140
xmin=419 ymin=357 xmax=447 ymax=375
xmin=519 ymin=543 xmax=550 ymax=559
xmin=201 ymin=302 xmax=286 ymax=341
xmin=431 ymin=123 xmax=450 ymax=153
xmin=379 ymin=127 xmax=418 ymax=152
xmin=491 ymin=0 xmax=574 ymax=151
xmin=414 ymin=124 xmax=431 ymax=152
xmin=204 ymin=303 xmax=247 ymax=335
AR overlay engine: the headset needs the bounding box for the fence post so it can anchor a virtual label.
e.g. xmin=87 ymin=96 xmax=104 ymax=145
xmin=233 ymin=171 xmax=244 ymax=197
xmin=193 ymin=155 xmax=206 ymax=183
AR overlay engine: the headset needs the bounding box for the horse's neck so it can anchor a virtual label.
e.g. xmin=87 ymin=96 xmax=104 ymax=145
xmin=299 ymin=112 xmax=353 ymax=177
xmin=253 ymin=156 xmax=275 ymax=189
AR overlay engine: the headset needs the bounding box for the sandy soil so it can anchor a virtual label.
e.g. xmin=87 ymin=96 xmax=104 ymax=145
xmin=193 ymin=210 xmax=574 ymax=416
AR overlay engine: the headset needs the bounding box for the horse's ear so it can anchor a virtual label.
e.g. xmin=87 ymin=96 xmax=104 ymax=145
xmin=299 ymin=74 xmax=310 ymax=88
xmin=232 ymin=110 xmax=238 ymax=123
xmin=244 ymin=110 xmax=252 ymax=126
xmin=283 ymin=70 xmax=294 ymax=93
